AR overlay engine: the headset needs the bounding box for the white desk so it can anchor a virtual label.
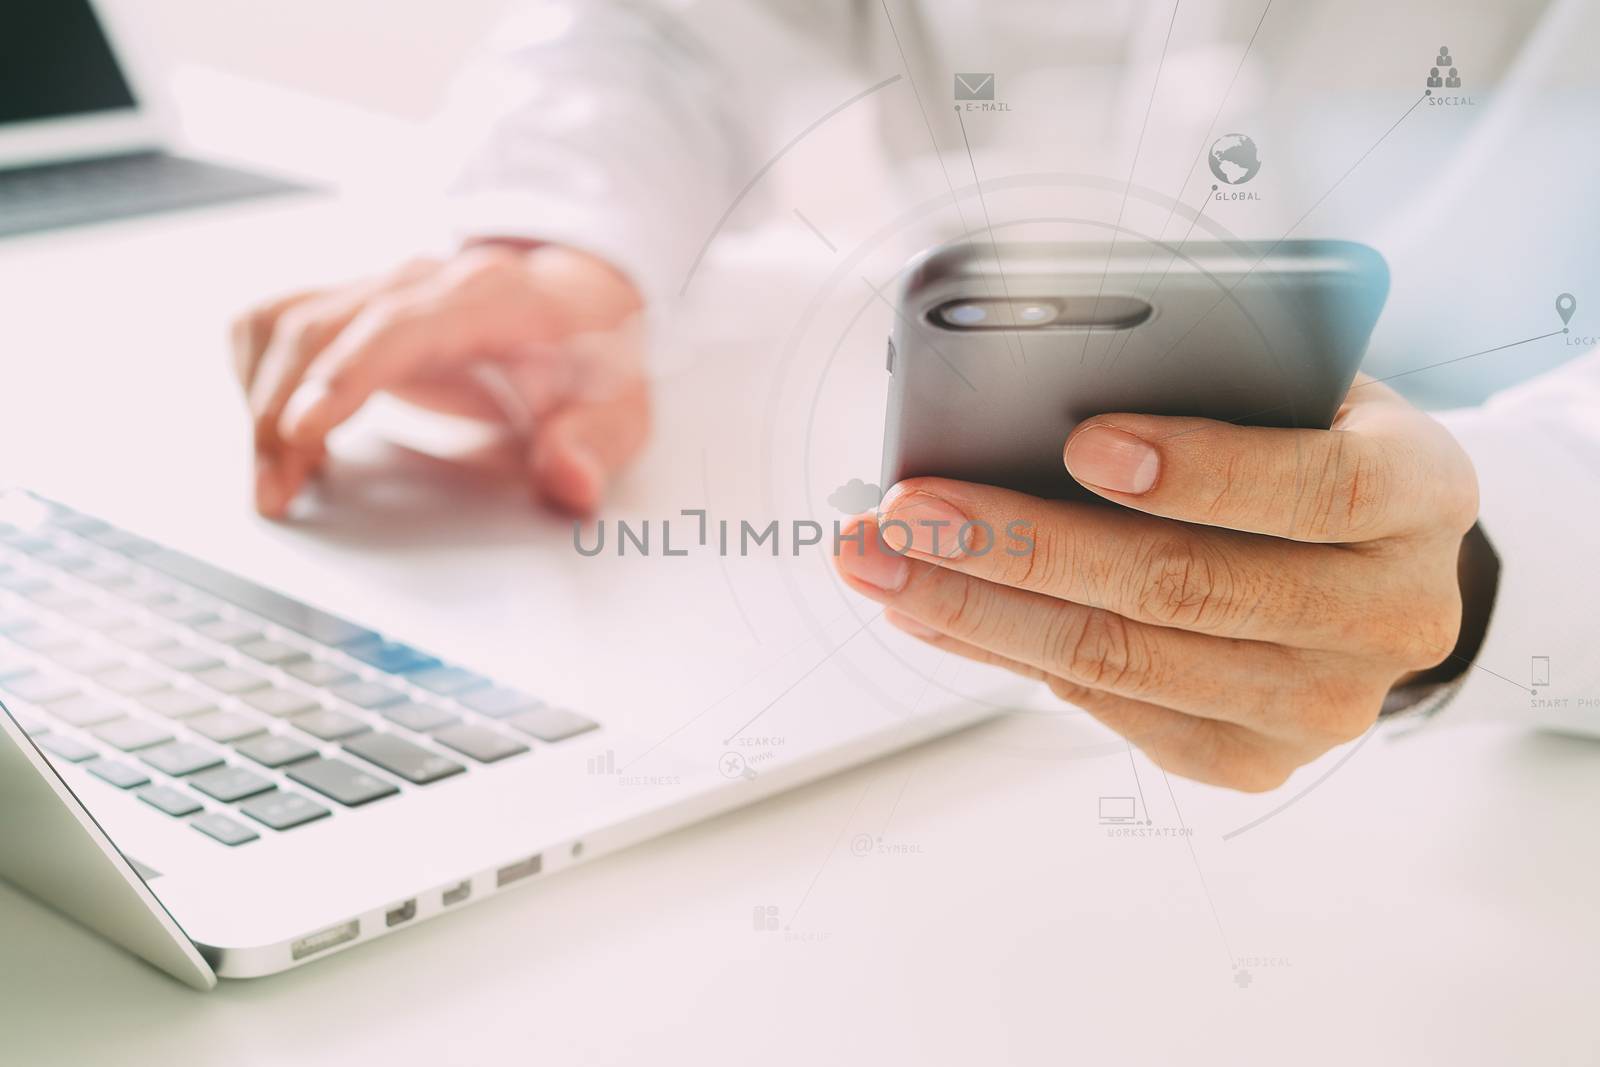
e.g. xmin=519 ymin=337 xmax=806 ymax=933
xmin=2 ymin=197 xmax=1596 ymax=1066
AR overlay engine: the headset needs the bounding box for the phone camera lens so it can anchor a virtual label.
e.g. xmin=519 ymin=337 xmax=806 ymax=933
xmin=1016 ymin=303 xmax=1056 ymax=325
xmin=941 ymin=303 xmax=988 ymax=326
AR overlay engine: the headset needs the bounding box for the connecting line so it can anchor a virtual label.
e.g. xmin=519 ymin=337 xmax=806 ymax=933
xmin=1159 ymin=767 xmax=1235 ymax=968
xmin=1126 ymin=740 xmax=1151 ymax=822
xmin=1356 ymin=330 xmax=1568 ymax=389
xmin=620 ymin=608 xmax=857 ymax=772
xmin=723 ymin=607 xmax=886 ymax=744
xmin=876 ymin=0 xmax=1021 ymax=367
xmin=876 ymin=659 xmax=943 ymax=839
xmin=678 ymin=74 xmax=901 ymax=296
xmin=703 ymin=448 xmax=762 ymax=645
xmin=1103 ymin=0 xmax=1275 ymax=371
xmin=1369 ymin=616 xmax=1535 ymax=698
xmin=1112 ymin=0 xmax=1275 ymax=311
xmin=792 ymin=208 xmax=837 ymax=253
xmin=1150 ymin=91 xmax=1429 ymax=369
xmin=879 ymin=768 xmax=914 ymax=841
xmin=1080 ymin=0 xmax=1184 ymax=367
xmin=862 ymin=276 xmax=978 ymax=391
xmin=1103 ymin=187 xmax=1216 ymax=368
xmin=1140 ymin=329 xmax=1567 ymax=449
xmin=953 ymin=107 xmax=1030 ymax=370
xmin=788 ymin=781 xmax=874 ymax=929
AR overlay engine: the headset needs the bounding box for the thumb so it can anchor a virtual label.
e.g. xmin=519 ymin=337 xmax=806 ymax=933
xmin=526 ymin=377 xmax=651 ymax=515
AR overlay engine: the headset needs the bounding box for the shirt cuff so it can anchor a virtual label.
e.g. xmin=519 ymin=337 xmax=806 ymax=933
xmin=1432 ymin=406 xmax=1600 ymax=734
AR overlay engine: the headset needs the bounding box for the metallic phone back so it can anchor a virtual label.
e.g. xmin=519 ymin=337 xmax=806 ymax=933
xmin=880 ymin=240 xmax=1389 ymax=498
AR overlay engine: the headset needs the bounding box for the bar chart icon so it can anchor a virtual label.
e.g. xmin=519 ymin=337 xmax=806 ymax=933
xmin=587 ymin=749 xmax=616 ymax=775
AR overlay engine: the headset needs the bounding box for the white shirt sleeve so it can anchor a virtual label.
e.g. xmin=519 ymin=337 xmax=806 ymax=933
xmin=1434 ymin=346 xmax=1600 ymax=734
xmin=437 ymin=1 xmax=768 ymax=315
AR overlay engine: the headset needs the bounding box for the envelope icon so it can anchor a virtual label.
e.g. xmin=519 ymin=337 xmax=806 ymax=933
xmin=954 ymin=72 xmax=994 ymax=100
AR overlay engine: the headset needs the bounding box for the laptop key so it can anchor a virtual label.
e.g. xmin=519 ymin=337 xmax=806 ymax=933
xmin=237 ymin=637 xmax=308 ymax=666
xmin=2 ymin=670 xmax=77 ymax=705
xmin=149 ymin=644 xmax=223 ymax=673
xmin=329 ymin=679 xmax=405 ymax=709
xmin=148 ymin=599 xmax=217 ymax=625
xmin=187 ymin=710 xmax=266 ymax=744
xmin=95 ymin=664 xmax=167 ymax=696
xmin=380 ymin=700 xmax=459 ymax=733
xmin=94 ymin=718 xmax=175 ymax=752
xmin=407 ymin=665 xmax=490 ymax=696
xmin=46 ymin=644 xmax=121 ymax=676
xmin=239 ymin=791 xmax=330 ymax=831
xmin=138 ymin=785 xmax=203 ymax=818
xmin=194 ymin=665 xmax=269 ymax=695
xmin=343 ymin=732 xmax=464 ymax=785
xmin=83 ymin=527 xmax=158 ymax=556
xmin=190 ymin=812 xmax=259 ymax=846
xmin=140 ymin=688 xmax=217 ymax=719
xmin=241 ymin=687 xmax=318 ymax=718
xmin=6 ymin=708 xmax=47 ymax=734
xmin=0 ymin=572 xmax=48 ymax=596
xmin=505 ymin=706 xmax=599 ymax=743
xmin=285 ymin=658 xmax=355 ymax=688
xmin=8 ymin=623 xmax=78 ymax=652
xmin=37 ymin=732 xmax=97 ymax=762
xmin=433 ymin=723 xmax=529 ymax=764
xmin=104 ymin=624 xmax=175 ymax=653
xmin=291 ymin=707 xmax=370 ymax=741
xmin=286 ymin=756 xmax=400 ymax=806
xmin=458 ymin=685 xmax=542 ymax=719
xmin=194 ymin=618 xmax=263 ymax=646
xmin=189 ymin=765 xmax=276 ymax=803
xmin=343 ymin=637 xmax=440 ymax=675
xmin=141 ymin=741 xmax=225 ymax=777
xmin=0 ymin=649 xmax=34 ymax=678
xmin=86 ymin=759 xmax=151 ymax=789
xmin=47 ymin=694 xmax=124 ymax=727
xmin=61 ymin=603 xmax=133 ymax=632
xmin=234 ymin=733 xmax=317 ymax=768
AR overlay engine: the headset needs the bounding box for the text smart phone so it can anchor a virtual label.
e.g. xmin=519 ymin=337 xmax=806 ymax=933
xmin=879 ymin=240 xmax=1389 ymax=498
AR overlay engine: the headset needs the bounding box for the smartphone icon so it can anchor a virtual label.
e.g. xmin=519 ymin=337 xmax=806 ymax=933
xmin=1532 ymin=656 xmax=1550 ymax=687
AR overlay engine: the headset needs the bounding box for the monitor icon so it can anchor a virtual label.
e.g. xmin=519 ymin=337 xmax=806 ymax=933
xmin=1098 ymin=796 xmax=1137 ymax=824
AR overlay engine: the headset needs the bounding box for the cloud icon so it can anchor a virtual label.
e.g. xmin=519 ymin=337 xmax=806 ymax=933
xmin=828 ymin=478 xmax=883 ymax=514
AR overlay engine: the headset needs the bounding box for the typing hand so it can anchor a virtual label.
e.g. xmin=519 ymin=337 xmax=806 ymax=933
xmin=834 ymin=377 xmax=1481 ymax=791
xmin=230 ymin=244 xmax=648 ymax=518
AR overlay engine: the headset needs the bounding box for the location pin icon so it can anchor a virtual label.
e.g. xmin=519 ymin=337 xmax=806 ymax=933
xmin=1557 ymin=293 xmax=1577 ymax=326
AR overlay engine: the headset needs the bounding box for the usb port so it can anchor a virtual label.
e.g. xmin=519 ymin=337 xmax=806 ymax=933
xmin=495 ymin=854 xmax=542 ymax=887
xmin=291 ymin=920 xmax=359 ymax=960
xmin=442 ymin=880 xmax=472 ymax=907
xmin=385 ymin=899 xmax=417 ymax=927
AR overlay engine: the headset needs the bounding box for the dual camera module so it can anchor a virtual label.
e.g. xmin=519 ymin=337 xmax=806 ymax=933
xmin=932 ymin=296 xmax=1153 ymax=331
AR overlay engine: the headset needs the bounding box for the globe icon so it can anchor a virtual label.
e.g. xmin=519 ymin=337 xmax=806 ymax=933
xmin=1208 ymin=134 xmax=1261 ymax=185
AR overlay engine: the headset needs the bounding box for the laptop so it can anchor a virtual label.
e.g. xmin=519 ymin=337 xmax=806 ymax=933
xmin=0 ymin=0 xmax=304 ymax=239
xmin=0 ymin=489 xmax=994 ymax=987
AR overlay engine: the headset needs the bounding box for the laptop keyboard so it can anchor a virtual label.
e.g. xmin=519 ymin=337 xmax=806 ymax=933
xmin=0 ymin=151 xmax=305 ymax=239
xmin=0 ymin=491 xmax=598 ymax=847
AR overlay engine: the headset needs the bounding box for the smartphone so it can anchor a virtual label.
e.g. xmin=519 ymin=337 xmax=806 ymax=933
xmin=879 ymin=240 xmax=1389 ymax=498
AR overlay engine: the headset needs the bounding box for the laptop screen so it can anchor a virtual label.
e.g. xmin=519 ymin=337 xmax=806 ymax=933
xmin=0 ymin=0 xmax=137 ymax=127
